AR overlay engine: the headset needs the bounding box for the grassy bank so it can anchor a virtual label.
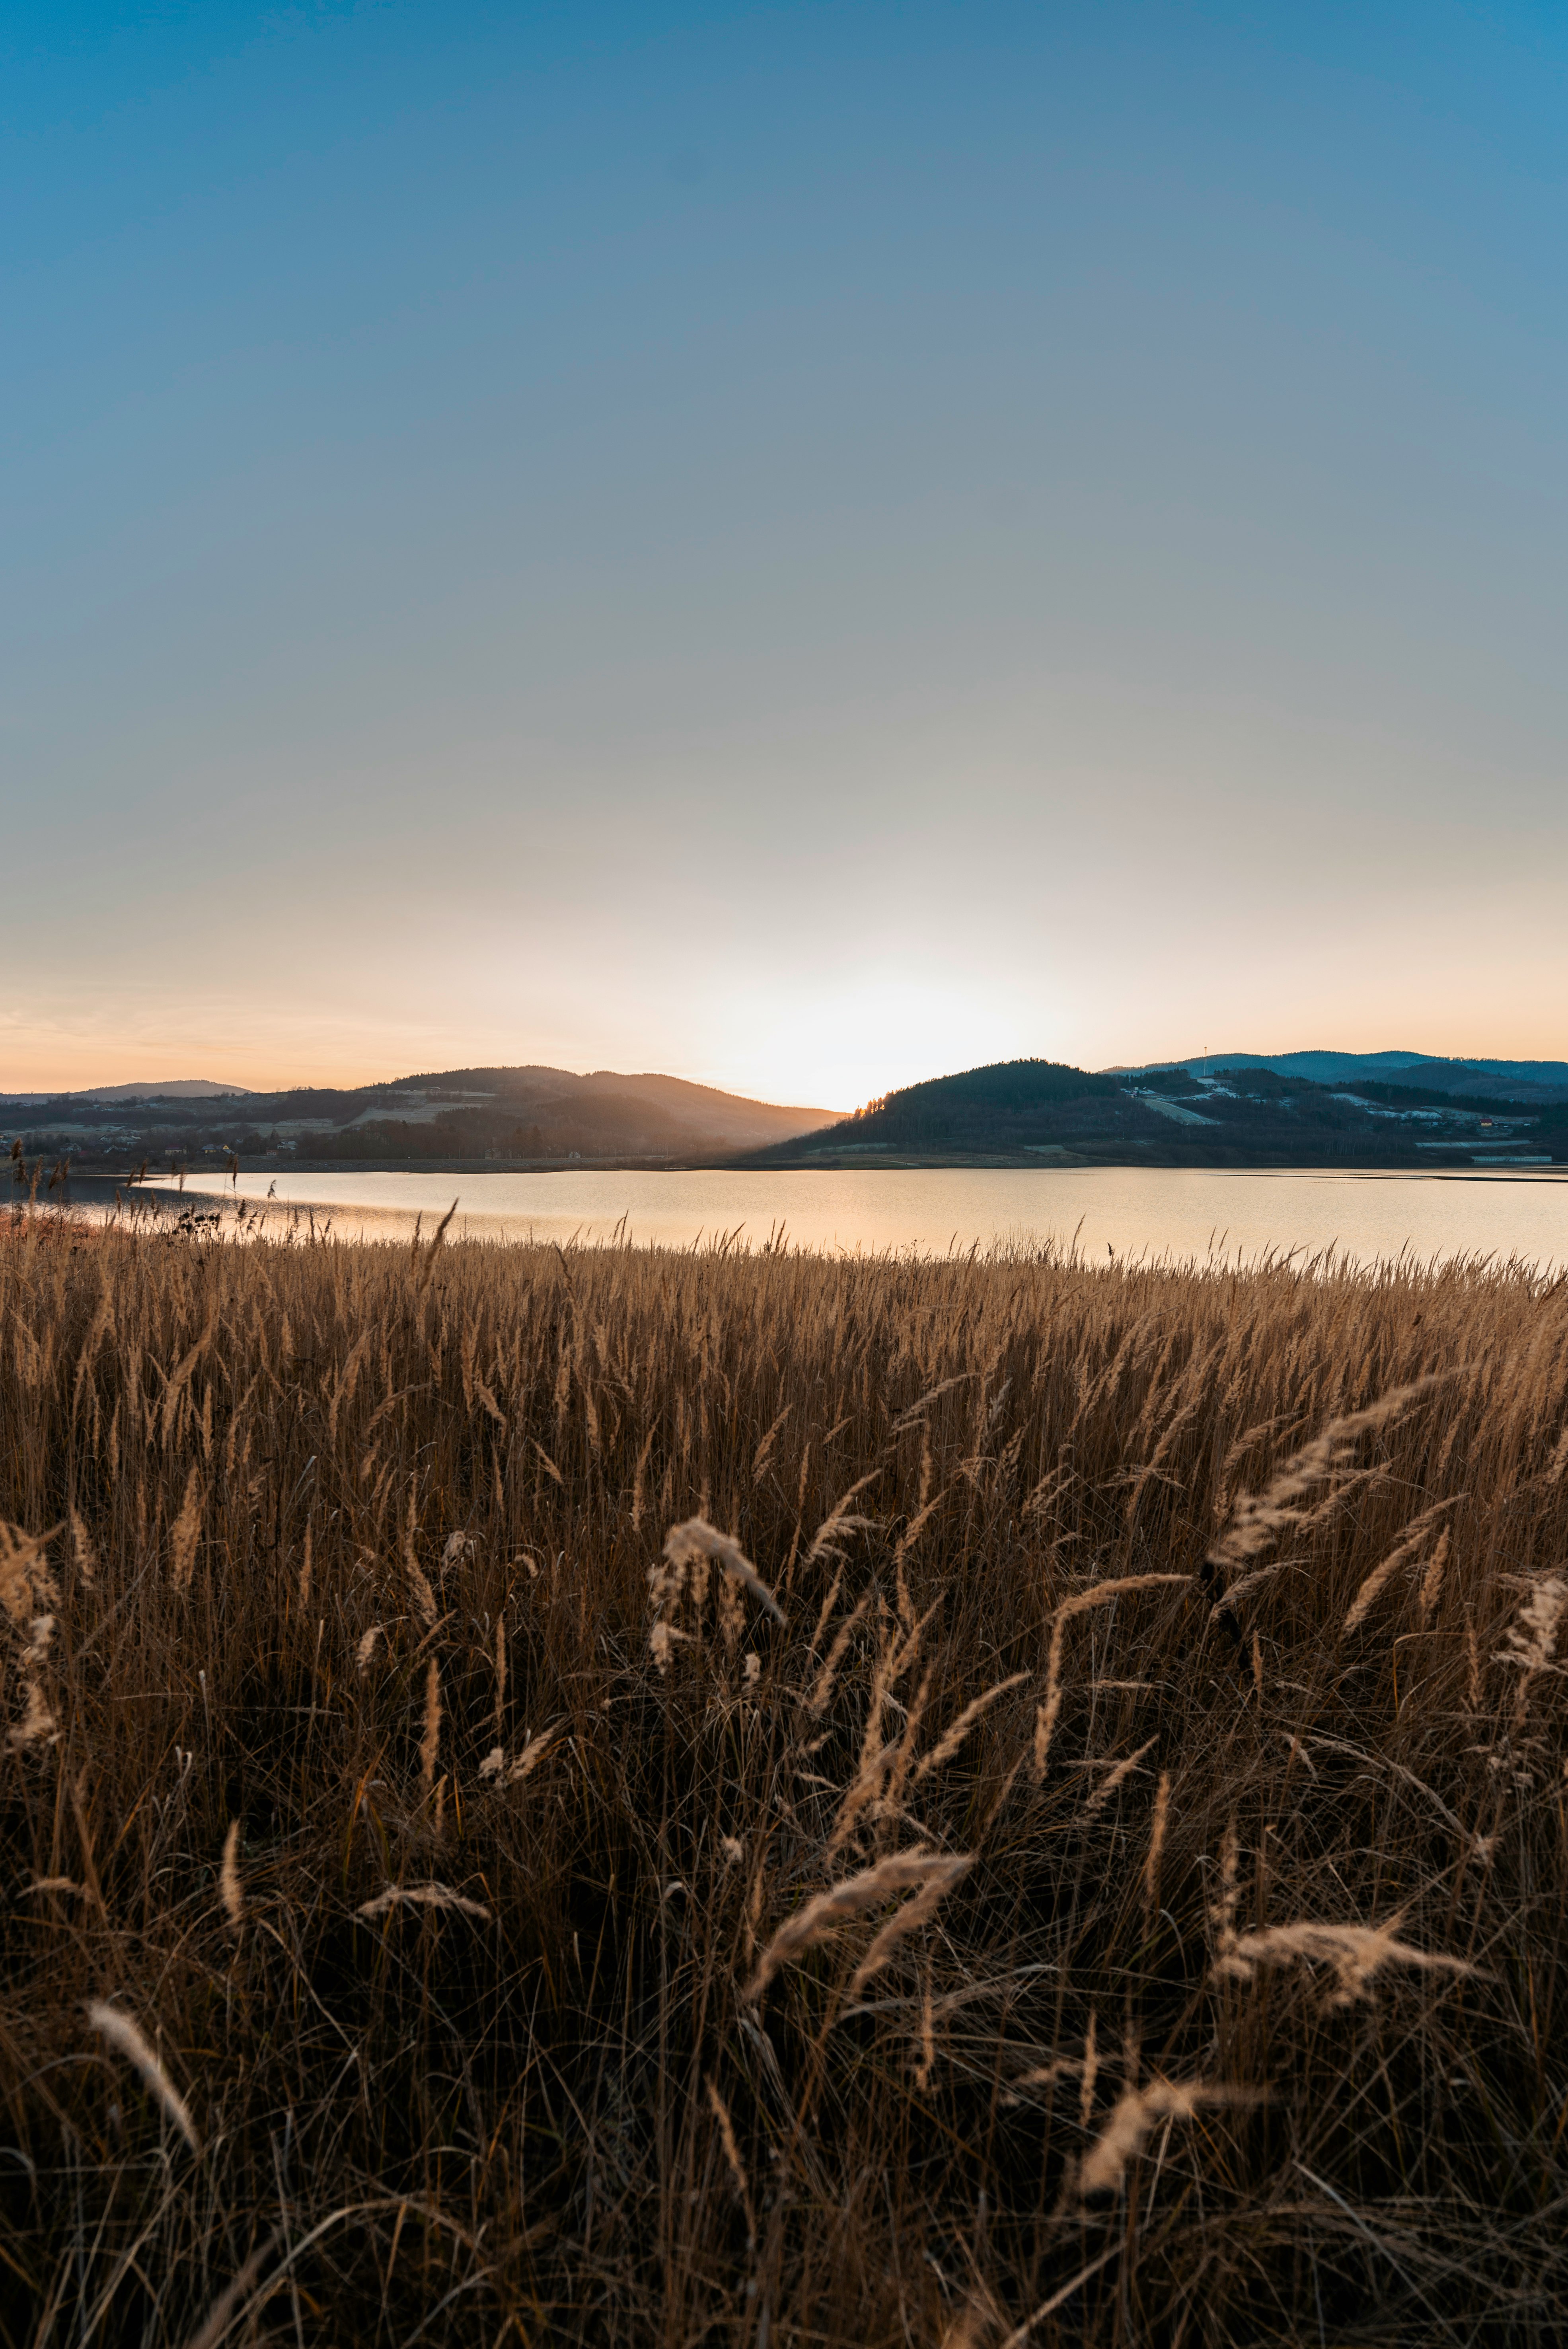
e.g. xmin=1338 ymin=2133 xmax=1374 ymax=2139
xmin=2 ymin=1216 xmax=1566 ymax=2344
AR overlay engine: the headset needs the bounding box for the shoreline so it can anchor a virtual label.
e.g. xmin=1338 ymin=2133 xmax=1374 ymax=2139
xmin=39 ymin=1147 xmax=1568 ymax=1201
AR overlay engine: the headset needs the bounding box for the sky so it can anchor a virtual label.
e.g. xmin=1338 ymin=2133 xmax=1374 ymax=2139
xmin=4 ymin=2 xmax=1568 ymax=1109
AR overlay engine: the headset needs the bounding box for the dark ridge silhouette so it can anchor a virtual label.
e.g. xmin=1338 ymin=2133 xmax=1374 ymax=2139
xmin=751 ymin=1057 xmax=1118 ymax=1158
xmin=742 ymin=1055 xmax=1567 ymax=1168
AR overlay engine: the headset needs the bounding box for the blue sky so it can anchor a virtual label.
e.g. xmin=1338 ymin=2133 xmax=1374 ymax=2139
xmin=5 ymin=3 xmax=1568 ymax=1100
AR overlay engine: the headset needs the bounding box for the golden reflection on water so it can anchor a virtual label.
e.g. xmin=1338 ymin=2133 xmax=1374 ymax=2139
xmin=125 ymin=1164 xmax=1568 ymax=1273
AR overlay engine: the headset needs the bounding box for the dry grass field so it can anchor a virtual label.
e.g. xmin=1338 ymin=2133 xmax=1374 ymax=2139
xmin=2 ymin=1206 xmax=1566 ymax=2345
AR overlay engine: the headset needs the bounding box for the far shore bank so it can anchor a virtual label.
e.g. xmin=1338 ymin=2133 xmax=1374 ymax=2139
xmin=40 ymin=1142 xmax=1568 ymax=1202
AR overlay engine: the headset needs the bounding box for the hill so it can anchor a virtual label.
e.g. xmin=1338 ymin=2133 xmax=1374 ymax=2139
xmin=749 ymin=1058 xmax=1121 ymax=1161
xmin=80 ymin=1077 xmax=251 ymax=1100
xmin=399 ymin=1065 xmax=838 ymax=1147
xmin=9 ymin=1079 xmax=253 ymax=1104
xmin=0 ymin=1064 xmax=840 ymax=1173
xmin=1126 ymin=1049 xmax=1568 ymax=1103
xmin=745 ymin=1056 xmax=1568 ymax=1169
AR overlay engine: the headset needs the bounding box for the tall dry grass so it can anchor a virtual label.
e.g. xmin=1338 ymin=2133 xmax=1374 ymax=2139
xmin=1 ymin=1205 xmax=1567 ymax=2343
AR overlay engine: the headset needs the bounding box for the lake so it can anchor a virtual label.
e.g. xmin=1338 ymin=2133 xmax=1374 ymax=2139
xmin=134 ymin=1163 xmax=1568 ymax=1272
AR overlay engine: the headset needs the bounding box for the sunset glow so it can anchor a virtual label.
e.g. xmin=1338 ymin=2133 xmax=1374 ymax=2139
xmin=5 ymin=4 xmax=1566 ymax=1100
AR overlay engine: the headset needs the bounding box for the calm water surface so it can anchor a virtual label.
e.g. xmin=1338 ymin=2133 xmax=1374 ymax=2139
xmin=146 ymin=1165 xmax=1568 ymax=1272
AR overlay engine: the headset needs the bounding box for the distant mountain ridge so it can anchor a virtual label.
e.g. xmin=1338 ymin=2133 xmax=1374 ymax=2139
xmin=1119 ymin=1050 xmax=1568 ymax=1100
xmin=13 ymin=1067 xmax=833 ymax=1127
xmin=57 ymin=1079 xmax=251 ymax=1102
xmin=2 ymin=1063 xmax=842 ymax=1168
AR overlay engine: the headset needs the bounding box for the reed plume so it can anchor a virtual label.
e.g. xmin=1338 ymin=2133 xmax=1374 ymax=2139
xmin=1033 ymin=1575 xmax=1190 ymax=1778
xmin=661 ymin=1516 xmax=785 ymax=1623
xmin=1418 ymin=1527 xmax=1451 ymax=1625
xmin=1079 ymin=2079 xmax=1256 ymax=2196
xmin=0 ymin=1521 xmax=58 ymax=1622
xmin=747 ymin=1851 xmax=958 ymax=1999
xmin=1078 ymin=2011 xmax=1099 ymax=2129
xmin=420 ymin=1659 xmax=442 ymax=1792
xmin=85 ymin=2002 xmax=201 ymax=2153
xmin=68 ymin=1506 xmax=95 ymax=1586
xmin=1214 ymin=1918 xmax=1479 ymax=2004
xmin=357 ymin=1884 xmax=493 ymax=1922
xmin=478 ymin=1725 xmax=561 ymax=1784
xmin=406 ymin=1535 xmax=439 ymax=1630
xmin=1343 ymin=1499 xmax=1458 ymax=1634
xmin=846 ymin=1854 xmax=972 ymax=1994
xmin=1143 ymin=1769 xmax=1171 ymax=1922
xmin=219 ymin=1821 xmax=245 ymax=1928
xmin=169 ymin=1468 xmax=203 ymax=1594
xmin=705 ymin=2078 xmax=757 ymax=2244
xmin=1208 ymin=1381 xmax=1439 ymax=1620
xmin=1084 ymin=1735 xmax=1157 ymax=1813
xmin=414 ymin=1200 xmax=459 ymax=1293
xmin=912 ymin=1674 xmax=1028 ymax=1783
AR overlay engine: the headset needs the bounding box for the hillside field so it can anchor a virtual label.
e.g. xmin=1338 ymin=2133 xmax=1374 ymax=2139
xmin=2 ymin=1212 xmax=1566 ymax=2344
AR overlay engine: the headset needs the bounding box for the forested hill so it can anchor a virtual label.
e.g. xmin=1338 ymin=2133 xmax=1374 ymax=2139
xmin=748 ymin=1059 xmax=1119 ymax=1158
xmin=744 ymin=1058 xmax=1568 ymax=1168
